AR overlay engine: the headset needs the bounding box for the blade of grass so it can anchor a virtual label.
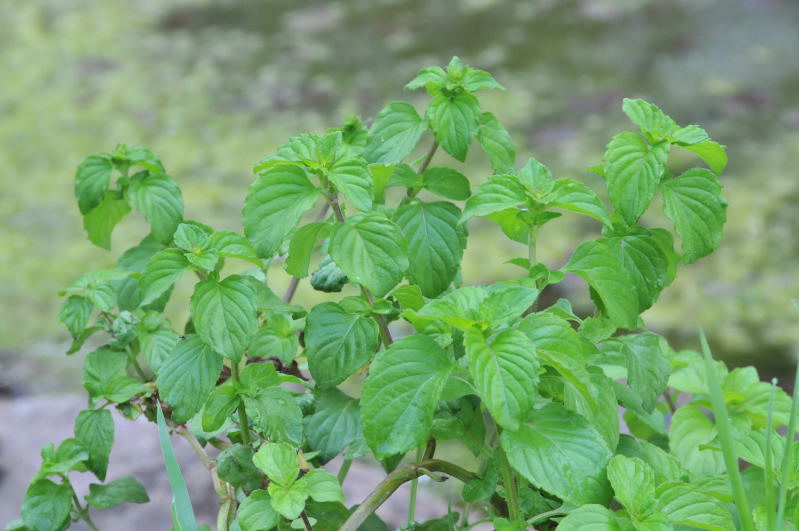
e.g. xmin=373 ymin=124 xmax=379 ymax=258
xmin=776 ymin=355 xmax=799 ymax=529
xmin=156 ymin=403 xmax=199 ymax=531
xmin=764 ymin=378 xmax=777 ymax=531
xmin=699 ymin=329 xmax=755 ymax=531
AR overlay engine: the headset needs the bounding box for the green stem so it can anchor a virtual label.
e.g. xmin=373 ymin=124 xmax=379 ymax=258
xmin=282 ymin=203 xmax=331 ymax=304
xmin=73 ymin=493 xmax=99 ymax=531
xmin=407 ymin=446 xmax=424 ymax=526
xmin=230 ymin=362 xmax=251 ymax=446
xmin=418 ymin=141 xmax=439 ymax=174
xmin=217 ymin=499 xmax=232 ymax=531
xmin=527 ymin=506 xmax=567 ymax=526
xmin=337 ymin=458 xmax=353 ymax=483
xmin=764 ymin=379 xmax=777 ymax=531
xmin=339 ymin=459 xmax=506 ymax=530
xmin=699 ymin=329 xmax=755 ymax=531
xmin=125 ymin=345 xmax=148 ymax=381
xmin=498 ymin=443 xmax=520 ymax=521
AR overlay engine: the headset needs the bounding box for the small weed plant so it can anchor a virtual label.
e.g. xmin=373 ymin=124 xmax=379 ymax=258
xmin=9 ymin=58 xmax=799 ymax=530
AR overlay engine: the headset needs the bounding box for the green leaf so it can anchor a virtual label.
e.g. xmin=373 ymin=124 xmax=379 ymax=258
xmin=304 ymin=389 xmax=363 ymax=463
xmin=563 ymin=368 xmax=620 ymax=452
xmin=74 ymin=409 xmax=114 ymax=481
xmin=328 ymin=155 xmax=373 ymax=212
xmin=59 ymin=295 xmax=93 ymax=337
xmin=216 ymin=445 xmax=264 ymax=492
xmin=249 ymin=320 xmax=299 ymax=365
xmin=37 ymin=438 xmax=89 ymax=478
xmin=139 ymin=248 xmax=189 ymax=305
xmin=617 ymin=333 xmax=670 ymax=413
xmin=85 ymin=477 xmax=149 ymax=509
xmin=668 ymin=404 xmax=724 ymax=476
xmin=207 ymin=230 xmax=260 ymax=264
xmin=244 ymin=387 xmax=303 ymax=444
xmin=545 ymin=179 xmax=611 ymax=226
xmin=476 ymin=112 xmax=515 ymax=174
xmin=603 ymin=133 xmax=669 ymax=225
xmin=670 ymin=124 xmax=708 ymax=145
xmin=237 ymin=490 xmax=280 ymax=531
xmin=655 ymin=481 xmax=734 ymax=530
xmin=252 ymin=442 xmax=299 ymax=486
xmin=414 ymin=285 xmax=487 ymax=330
xmin=427 ymin=93 xmax=481 ymax=162
xmin=268 ymin=478 xmax=309 ymax=520
xmin=304 ymin=302 xmax=378 ymax=388
xmin=124 ymin=146 xmax=165 ymax=173
xmin=662 ymin=168 xmax=727 ymax=263
xmin=129 ymin=172 xmax=184 ymax=242
xmin=243 ymin=164 xmax=321 ymax=258
xmin=83 ymin=191 xmax=131 ymax=249
xmin=85 ymin=282 xmax=116 ymax=312
xmin=464 ymin=328 xmax=538 ymax=431
xmin=615 ymin=435 xmax=683 ymax=485
xmin=461 ymin=174 xmax=527 ymax=221
xmin=190 ymin=275 xmax=258 ymax=362
xmin=555 ymin=504 xmax=622 ymax=530
xmin=600 ymin=230 xmax=671 ymax=313
xmin=156 ymin=335 xmax=223 ymax=423
xmin=310 ymin=255 xmax=348 ymax=293
xmin=75 ymin=154 xmax=113 ymax=215
xmin=563 ymin=240 xmax=638 ymax=329
xmin=83 ymin=347 xmax=147 ymax=403
xmin=622 ymin=98 xmax=678 ymax=139
xmin=173 ymin=223 xmax=210 ymax=251
xmin=139 ymin=323 xmax=179 ymax=372
xmin=405 ymin=65 xmax=447 ymax=92
xmin=155 ymin=403 xmax=198 ymax=531
xmin=480 ymin=281 xmax=539 ymax=324
xmin=395 ymin=200 xmax=467 ymax=297
xmin=22 ymin=479 xmax=73 ymax=531
xmin=202 ymin=380 xmax=240 ymax=433
xmin=500 ymin=403 xmax=612 ymax=505
xmin=606 ymin=455 xmax=656 ymax=517
xmin=286 ymin=222 xmax=330 ymax=278
xmin=329 ymin=212 xmax=409 ymax=297
xmin=462 ymin=66 xmax=505 ymax=92
xmin=305 ymin=469 xmax=345 ymax=503
xmin=422 ymin=167 xmax=471 ymax=201
xmin=681 ymin=139 xmax=727 ymax=174
xmin=361 ymin=334 xmax=454 ymax=458
xmin=364 ymin=102 xmax=428 ymax=164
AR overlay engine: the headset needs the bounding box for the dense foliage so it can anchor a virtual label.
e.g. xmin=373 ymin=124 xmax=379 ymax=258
xmin=8 ymin=58 xmax=799 ymax=530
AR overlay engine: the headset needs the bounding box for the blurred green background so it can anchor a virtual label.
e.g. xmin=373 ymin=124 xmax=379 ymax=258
xmin=2 ymin=0 xmax=799 ymax=395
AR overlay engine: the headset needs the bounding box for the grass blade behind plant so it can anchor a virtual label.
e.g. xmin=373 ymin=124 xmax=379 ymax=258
xmin=776 ymin=351 xmax=799 ymax=529
xmin=699 ymin=329 xmax=755 ymax=531
xmin=764 ymin=379 xmax=776 ymax=531
xmin=156 ymin=402 xmax=199 ymax=531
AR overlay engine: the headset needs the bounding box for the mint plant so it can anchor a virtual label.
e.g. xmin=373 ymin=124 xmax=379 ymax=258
xmin=9 ymin=56 xmax=799 ymax=530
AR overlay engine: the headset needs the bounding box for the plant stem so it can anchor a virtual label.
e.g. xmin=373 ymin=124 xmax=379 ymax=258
xmin=527 ymin=506 xmax=567 ymax=526
xmin=73 ymin=494 xmax=100 ymax=531
xmin=699 ymin=329 xmax=755 ymax=531
xmin=229 ymin=362 xmax=251 ymax=446
xmin=407 ymin=446 xmax=424 ymax=526
xmin=337 ymin=458 xmax=353 ymax=483
xmin=339 ymin=459 xmax=506 ymax=530
xmin=282 ymin=203 xmax=331 ymax=304
xmin=300 ymin=511 xmax=314 ymax=531
xmin=764 ymin=378 xmax=777 ymax=531
xmin=498 ymin=443 xmax=520 ymax=521
xmin=125 ymin=345 xmax=148 ymax=381
xmin=217 ymin=498 xmax=232 ymax=531
xmin=418 ymin=141 xmax=439 ymax=174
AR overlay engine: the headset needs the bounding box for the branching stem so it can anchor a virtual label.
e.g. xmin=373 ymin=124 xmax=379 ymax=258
xmin=339 ymin=459 xmax=506 ymax=530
